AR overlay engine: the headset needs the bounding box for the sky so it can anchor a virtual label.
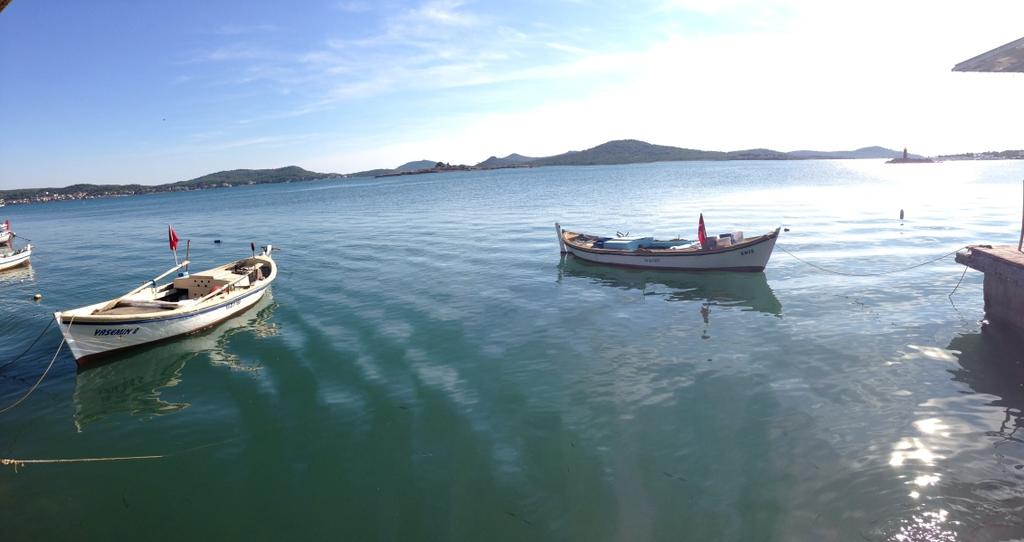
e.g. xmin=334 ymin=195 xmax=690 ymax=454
xmin=1 ymin=0 xmax=1023 ymax=188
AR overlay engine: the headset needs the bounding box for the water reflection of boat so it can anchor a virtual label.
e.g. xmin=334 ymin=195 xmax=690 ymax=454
xmin=558 ymin=255 xmax=782 ymax=315
xmin=72 ymin=294 xmax=278 ymax=430
xmin=0 ymin=263 xmax=34 ymax=284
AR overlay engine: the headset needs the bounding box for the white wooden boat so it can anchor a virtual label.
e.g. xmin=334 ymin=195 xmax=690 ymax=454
xmin=0 ymin=244 xmax=31 ymax=271
xmin=556 ymin=223 xmax=780 ymax=271
xmin=54 ymin=245 xmax=277 ymax=366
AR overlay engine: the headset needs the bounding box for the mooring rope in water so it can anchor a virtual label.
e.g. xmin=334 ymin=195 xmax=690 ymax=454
xmin=1 ymin=455 xmax=164 ymax=472
xmin=777 ymin=245 xmax=969 ymax=277
xmin=0 ymin=315 xmax=73 ymax=416
xmin=948 ymin=265 xmax=970 ymax=298
xmin=0 ymin=319 xmax=55 ymax=372
xmin=1 ymin=436 xmax=244 ymax=472
xmin=0 ymin=337 xmax=66 ymax=416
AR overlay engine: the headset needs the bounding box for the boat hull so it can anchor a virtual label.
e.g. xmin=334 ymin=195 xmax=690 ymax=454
xmin=561 ymin=228 xmax=779 ymax=271
xmin=55 ymin=282 xmax=271 ymax=366
xmin=0 ymin=247 xmax=31 ymax=271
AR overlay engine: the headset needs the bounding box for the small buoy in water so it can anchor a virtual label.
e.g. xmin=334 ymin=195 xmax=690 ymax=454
xmin=33 ymin=293 xmax=42 ymax=301
xmin=214 ymin=239 xmax=221 ymax=244
xmin=783 ymin=227 xmax=790 ymax=232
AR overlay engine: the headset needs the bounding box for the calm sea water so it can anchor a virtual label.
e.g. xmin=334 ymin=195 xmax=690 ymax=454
xmin=2 ymin=160 xmax=1024 ymax=541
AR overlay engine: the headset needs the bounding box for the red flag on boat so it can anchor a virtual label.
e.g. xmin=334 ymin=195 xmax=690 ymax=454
xmin=698 ymin=213 xmax=707 ymax=247
xmin=168 ymin=225 xmax=180 ymax=252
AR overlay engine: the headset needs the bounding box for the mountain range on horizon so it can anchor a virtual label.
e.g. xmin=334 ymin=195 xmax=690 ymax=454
xmin=356 ymin=139 xmax=923 ymax=177
xmin=0 ymin=139 xmax=937 ymax=203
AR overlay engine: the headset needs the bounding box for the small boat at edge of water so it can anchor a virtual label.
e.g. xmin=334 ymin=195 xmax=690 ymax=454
xmin=556 ymin=222 xmax=781 ymax=272
xmin=0 ymin=244 xmax=31 ymax=271
xmin=55 ymin=244 xmax=277 ymax=366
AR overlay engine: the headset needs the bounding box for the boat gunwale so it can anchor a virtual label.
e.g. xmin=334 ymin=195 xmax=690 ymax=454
xmin=0 ymin=251 xmax=31 ymax=264
xmin=561 ymin=227 xmax=779 ymax=257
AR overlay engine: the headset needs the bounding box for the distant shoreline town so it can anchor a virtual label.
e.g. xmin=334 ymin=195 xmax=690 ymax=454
xmin=3 ymin=139 xmax=1023 ymax=206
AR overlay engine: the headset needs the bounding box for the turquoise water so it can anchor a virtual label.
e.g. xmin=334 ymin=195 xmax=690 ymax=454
xmin=2 ymin=160 xmax=1023 ymax=540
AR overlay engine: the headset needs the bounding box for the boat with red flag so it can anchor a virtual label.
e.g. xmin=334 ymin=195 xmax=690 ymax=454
xmin=0 ymin=220 xmax=32 ymax=271
xmin=54 ymin=226 xmax=278 ymax=366
xmin=555 ymin=216 xmax=780 ymax=272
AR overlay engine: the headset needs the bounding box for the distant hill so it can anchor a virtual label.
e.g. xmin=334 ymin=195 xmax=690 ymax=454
xmin=937 ymin=149 xmax=1024 ymax=160
xmin=342 ymin=141 xmax=926 ymax=179
xmin=786 ymin=146 xmax=916 ymax=160
xmin=395 ymin=160 xmax=437 ymax=172
xmin=475 ymin=141 xmax=915 ymax=168
xmin=0 ymin=182 xmax=153 ymax=202
xmin=350 ymin=159 xmax=440 ymax=178
xmin=726 ymin=148 xmax=788 ymax=160
xmin=0 ymin=166 xmax=343 ymax=205
xmin=530 ymin=139 xmax=726 ymax=166
xmin=476 ymin=153 xmax=537 ymax=168
xmin=347 ymin=168 xmax=393 ymax=178
xmin=168 ymin=166 xmax=337 ymax=189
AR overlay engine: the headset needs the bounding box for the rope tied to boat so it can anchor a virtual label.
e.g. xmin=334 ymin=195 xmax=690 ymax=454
xmin=777 ymin=245 xmax=969 ymax=277
xmin=0 ymin=318 xmax=54 ymax=372
xmin=0 ymin=315 xmax=74 ymax=416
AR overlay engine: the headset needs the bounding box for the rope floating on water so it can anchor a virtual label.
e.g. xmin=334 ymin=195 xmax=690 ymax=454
xmin=778 ymin=245 xmax=968 ymax=277
xmin=1 ymin=455 xmax=164 ymax=473
xmin=1 ymin=436 xmax=244 ymax=472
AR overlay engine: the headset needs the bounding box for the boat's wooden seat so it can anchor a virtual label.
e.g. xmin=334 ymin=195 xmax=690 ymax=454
xmin=172 ymin=269 xmax=249 ymax=299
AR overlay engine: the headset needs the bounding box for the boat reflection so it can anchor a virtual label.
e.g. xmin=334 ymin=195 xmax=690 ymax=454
xmin=73 ymin=294 xmax=279 ymax=430
xmin=0 ymin=262 xmax=34 ymax=283
xmin=558 ymin=254 xmax=782 ymax=316
xmin=947 ymin=325 xmax=1024 ymax=443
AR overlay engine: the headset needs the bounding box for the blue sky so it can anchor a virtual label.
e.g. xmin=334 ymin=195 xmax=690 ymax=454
xmin=2 ymin=0 xmax=1023 ymax=188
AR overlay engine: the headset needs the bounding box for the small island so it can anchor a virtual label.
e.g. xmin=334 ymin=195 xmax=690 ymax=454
xmin=886 ymin=148 xmax=935 ymax=164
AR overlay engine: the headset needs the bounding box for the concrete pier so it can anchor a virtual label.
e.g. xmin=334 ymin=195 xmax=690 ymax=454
xmin=956 ymin=245 xmax=1024 ymax=333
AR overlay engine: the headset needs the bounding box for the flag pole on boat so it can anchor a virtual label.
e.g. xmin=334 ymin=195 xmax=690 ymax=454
xmin=698 ymin=213 xmax=707 ymax=249
xmin=250 ymin=241 xmax=255 ymax=258
xmin=168 ymin=225 xmax=180 ymax=266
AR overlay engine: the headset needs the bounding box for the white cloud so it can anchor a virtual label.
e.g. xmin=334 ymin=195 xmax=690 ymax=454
xmin=546 ymin=42 xmax=589 ymax=55
xmin=408 ymin=0 xmax=480 ymax=27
